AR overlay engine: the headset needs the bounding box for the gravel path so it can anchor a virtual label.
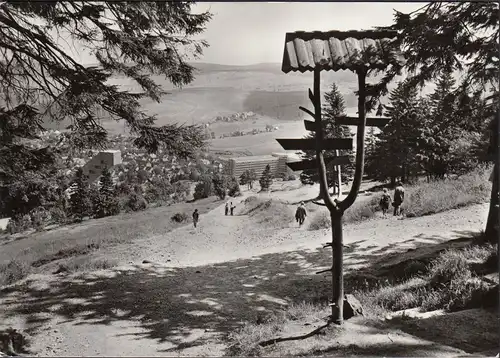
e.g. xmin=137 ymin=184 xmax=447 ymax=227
xmin=0 ymin=201 xmax=490 ymax=356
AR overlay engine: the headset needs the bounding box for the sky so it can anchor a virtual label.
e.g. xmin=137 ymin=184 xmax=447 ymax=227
xmin=73 ymin=2 xmax=426 ymax=66
xmin=189 ymin=2 xmax=426 ymax=65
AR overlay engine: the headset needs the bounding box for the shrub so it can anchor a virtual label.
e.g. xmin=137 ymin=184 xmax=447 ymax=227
xmin=227 ymin=176 xmax=241 ymax=197
xmin=194 ymin=176 xmax=213 ymax=200
xmin=212 ymin=174 xmax=227 ymax=200
xmin=6 ymin=214 xmax=32 ymax=234
xmin=125 ymin=192 xmax=148 ymax=212
xmin=171 ymin=212 xmax=189 ymax=223
xmin=172 ymin=181 xmax=191 ymax=203
xmin=49 ymin=207 xmax=68 ymax=225
xmin=30 ymin=207 xmax=51 ymax=231
xmin=0 ymin=259 xmax=30 ymax=286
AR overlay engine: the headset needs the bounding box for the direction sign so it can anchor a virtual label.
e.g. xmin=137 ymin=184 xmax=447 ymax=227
xmin=336 ymin=116 xmax=391 ymax=127
xmin=286 ymin=156 xmax=350 ymax=171
xmin=276 ymin=138 xmax=353 ymax=151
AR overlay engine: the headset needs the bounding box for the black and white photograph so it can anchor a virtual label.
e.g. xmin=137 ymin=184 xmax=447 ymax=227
xmin=0 ymin=1 xmax=498 ymax=356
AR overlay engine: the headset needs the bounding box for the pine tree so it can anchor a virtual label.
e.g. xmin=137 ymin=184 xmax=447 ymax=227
xmin=300 ymin=83 xmax=353 ymax=196
xmin=0 ymin=2 xmax=212 ymax=192
xmin=95 ymin=167 xmax=120 ymax=218
xmin=378 ymin=2 xmax=499 ymax=242
xmin=259 ymin=165 xmax=273 ymax=191
xmin=368 ymin=81 xmax=424 ymax=184
xmin=70 ymin=168 xmax=91 ymax=222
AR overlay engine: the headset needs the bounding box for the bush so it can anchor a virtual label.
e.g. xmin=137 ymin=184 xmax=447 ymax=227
xmin=0 ymin=259 xmax=30 ymax=286
xmin=6 ymin=214 xmax=32 ymax=234
xmin=194 ymin=176 xmax=213 ymax=200
xmin=171 ymin=212 xmax=189 ymax=223
xmin=172 ymin=181 xmax=191 ymax=203
xmin=30 ymin=207 xmax=51 ymax=231
xmin=227 ymin=176 xmax=241 ymax=197
xmin=125 ymin=192 xmax=148 ymax=212
xmin=212 ymin=174 xmax=227 ymax=200
xmin=49 ymin=207 xmax=68 ymax=225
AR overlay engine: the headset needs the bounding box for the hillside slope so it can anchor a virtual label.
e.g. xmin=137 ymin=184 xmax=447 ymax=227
xmin=0 ymin=197 xmax=489 ymax=356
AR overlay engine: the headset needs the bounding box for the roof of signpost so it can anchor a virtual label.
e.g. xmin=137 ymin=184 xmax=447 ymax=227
xmin=281 ymin=30 xmax=404 ymax=73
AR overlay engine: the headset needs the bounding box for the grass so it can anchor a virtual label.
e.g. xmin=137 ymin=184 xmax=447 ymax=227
xmin=226 ymin=302 xmax=327 ymax=357
xmin=0 ymin=196 xmax=221 ymax=287
xmin=356 ymin=242 xmax=498 ymax=314
xmin=227 ymin=239 xmax=498 ymax=356
xmin=241 ymin=196 xmax=294 ymax=229
xmin=308 ymin=166 xmax=492 ymax=230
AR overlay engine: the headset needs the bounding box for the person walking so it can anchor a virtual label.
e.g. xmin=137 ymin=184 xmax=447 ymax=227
xmin=192 ymin=209 xmax=199 ymax=228
xmin=225 ymin=202 xmax=229 ymax=216
xmin=230 ymin=202 xmax=236 ymax=216
xmin=295 ymin=202 xmax=307 ymax=226
xmin=379 ymin=188 xmax=392 ymax=217
xmin=393 ymin=181 xmax=405 ymax=216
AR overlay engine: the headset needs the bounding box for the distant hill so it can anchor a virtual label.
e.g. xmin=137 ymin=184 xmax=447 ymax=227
xmin=46 ymin=62 xmax=435 ymax=133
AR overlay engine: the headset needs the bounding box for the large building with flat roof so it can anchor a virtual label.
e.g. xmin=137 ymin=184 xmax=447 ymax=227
xmin=227 ymin=153 xmax=299 ymax=178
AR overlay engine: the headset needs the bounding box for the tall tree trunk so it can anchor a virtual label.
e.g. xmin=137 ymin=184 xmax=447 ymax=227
xmin=485 ymin=162 xmax=498 ymax=243
xmin=485 ymin=109 xmax=499 ymax=244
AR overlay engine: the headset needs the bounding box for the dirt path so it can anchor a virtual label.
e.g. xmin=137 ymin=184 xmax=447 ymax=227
xmin=0 ymin=202 xmax=490 ymax=356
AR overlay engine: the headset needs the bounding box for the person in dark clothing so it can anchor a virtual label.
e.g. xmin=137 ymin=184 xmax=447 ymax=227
xmin=393 ymin=182 xmax=405 ymax=216
xmin=192 ymin=209 xmax=199 ymax=228
xmin=225 ymin=202 xmax=229 ymax=216
xmin=230 ymin=202 xmax=236 ymax=216
xmin=379 ymin=188 xmax=392 ymax=217
xmin=295 ymin=202 xmax=307 ymax=226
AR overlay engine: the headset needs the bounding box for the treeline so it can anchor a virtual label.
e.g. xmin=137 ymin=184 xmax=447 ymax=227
xmin=365 ymin=73 xmax=491 ymax=184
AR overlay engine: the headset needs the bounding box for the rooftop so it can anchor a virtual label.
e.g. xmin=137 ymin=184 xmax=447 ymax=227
xmin=230 ymin=155 xmax=280 ymax=163
xmin=281 ymin=29 xmax=404 ymax=73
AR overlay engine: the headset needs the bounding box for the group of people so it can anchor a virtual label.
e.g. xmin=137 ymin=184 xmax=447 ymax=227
xmin=193 ymin=182 xmax=405 ymax=229
xmin=379 ymin=181 xmax=405 ymax=217
xmin=225 ymin=202 xmax=236 ymax=216
xmin=191 ymin=201 xmax=237 ymax=228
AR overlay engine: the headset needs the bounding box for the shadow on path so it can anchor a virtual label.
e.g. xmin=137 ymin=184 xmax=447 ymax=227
xmin=0 ymin=230 xmax=490 ymax=354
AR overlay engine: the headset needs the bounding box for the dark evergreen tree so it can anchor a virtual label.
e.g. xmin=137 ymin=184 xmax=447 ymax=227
xmin=366 ymin=81 xmax=424 ymax=184
xmin=300 ymin=83 xmax=354 ymax=196
xmin=377 ymin=2 xmax=499 ymax=242
xmin=0 ymin=2 xmax=212 ymax=209
xmin=70 ymin=168 xmax=91 ymax=221
xmin=259 ymin=165 xmax=273 ymax=191
xmin=95 ymin=167 xmax=120 ymax=218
